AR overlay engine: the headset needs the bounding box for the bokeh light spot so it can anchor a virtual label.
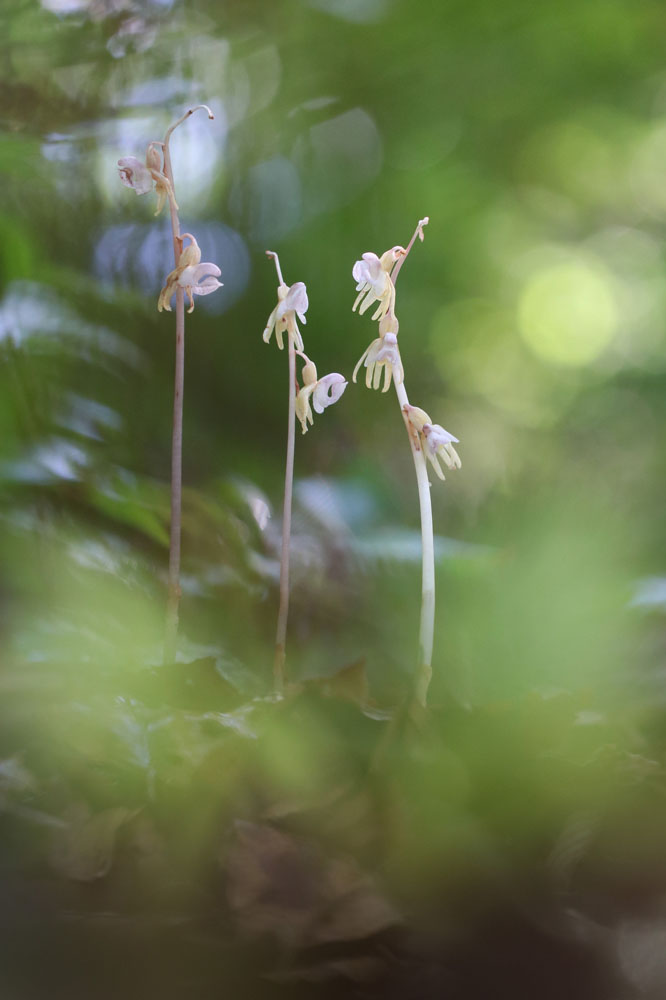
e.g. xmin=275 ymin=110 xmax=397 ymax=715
xmin=518 ymin=261 xmax=617 ymax=366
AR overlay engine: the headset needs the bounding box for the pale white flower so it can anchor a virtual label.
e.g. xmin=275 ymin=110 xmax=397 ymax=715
xmin=263 ymin=281 xmax=308 ymax=352
xmin=352 ymin=246 xmax=404 ymax=321
xmin=158 ymin=233 xmax=222 ymax=313
xmin=294 ymin=356 xmax=347 ymax=434
xmin=404 ymin=406 xmax=461 ymax=480
xmin=353 ymin=329 xmax=404 ymax=392
xmin=177 ymin=262 xmax=223 ymax=310
xmin=422 ymin=423 xmax=461 ymax=480
xmin=118 ymin=156 xmax=153 ymax=195
xmin=313 ymin=372 xmax=348 ymax=412
xmin=118 ymin=143 xmax=177 ymax=216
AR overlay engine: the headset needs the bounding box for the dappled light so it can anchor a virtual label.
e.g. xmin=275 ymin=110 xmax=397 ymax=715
xmin=518 ymin=257 xmax=618 ymax=366
xmin=3 ymin=0 xmax=666 ymax=996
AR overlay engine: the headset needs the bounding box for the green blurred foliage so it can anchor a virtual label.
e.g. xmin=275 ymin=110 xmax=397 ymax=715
xmin=1 ymin=0 xmax=666 ymax=994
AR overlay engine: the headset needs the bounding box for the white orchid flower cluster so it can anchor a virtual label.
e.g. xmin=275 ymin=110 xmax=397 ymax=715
xmin=118 ymin=143 xmax=222 ymax=315
xmin=351 ymin=248 xmax=406 ymax=393
xmin=263 ymin=277 xmax=347 ymax=434
xmin=351 ymin=223 xmax=461 ymax=479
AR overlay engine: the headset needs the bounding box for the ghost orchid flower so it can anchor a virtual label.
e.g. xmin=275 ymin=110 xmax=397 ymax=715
xmin=352 ymin=314 xmax=404 ymax=392
xmin=118 ymin=142 xmax=178 ymax=216
xmin=352 ymin=246 xmax=404 ymax=321
xmin=157 ymin=233 xmax=222 ymax=313
xmin=263 ymin=281 xmax=308 ymax=352
xmin=404 ymin=405 xmax=461 ymax=480
xmin=118 ymin=156 xmax=153 ymax=195
xmin=422 ymin=423 xmax=461 ymax=479
xmin=294 ymin=355 xmax=347 ymax=434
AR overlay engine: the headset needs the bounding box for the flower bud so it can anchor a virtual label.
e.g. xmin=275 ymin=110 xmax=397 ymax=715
xmin=145 ymin=143 xmax=162 ymax=172
xmin=404 ymin=405 xmax=432 ymax=433
xmin=178 ymin=235 xmax=201 ymax=268
xmin=379 ymin=313 xmax=399 ymax=336
xmin=301 ymin=359 xmax=318 ymax=386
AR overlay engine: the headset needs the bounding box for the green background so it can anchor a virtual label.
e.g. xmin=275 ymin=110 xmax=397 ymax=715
xmin=1 ymin=0 xmax=665 ymax=994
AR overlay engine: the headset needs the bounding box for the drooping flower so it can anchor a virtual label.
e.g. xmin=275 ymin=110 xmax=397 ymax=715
xmin=294 ymin=355 xmax=347 ymax=434
xmin=352 ymin=246 xmax=404 ymax=321
xmin=118 ymin=142 xmax=178 ymax=217
xmin=118 ymin=156 xmax=153 ymax=195
xmin=352 ymin=314 xmax=404 ymax=392
xmin=263 ymin=282 xmax=308 ymax=352
xmin=404 ymin=405 xmax=461 ymax=480
xmin=422 ymin=423 xmax=461 ymax=479
xmin=353 ymin=331 xmax=405 ymax=392
xmin=157 ymin=233 xmax=222 ymax=313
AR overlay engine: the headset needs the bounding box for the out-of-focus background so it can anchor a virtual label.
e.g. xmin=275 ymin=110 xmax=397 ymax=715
xmin=2 ymin=0 xmax=666 ymax=996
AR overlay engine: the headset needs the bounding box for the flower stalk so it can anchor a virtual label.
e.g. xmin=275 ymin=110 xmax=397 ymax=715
xmin=263 ymin=253 xmax=347 ymax=692
xmin=352 ymin=217 xmax=460 ymax=707
xmin=118 ymin=104 xmax=217 ymax=664
xmin=161 ymin=105 xmax=214 ymax=664
xmin=266 ymin=251 xmax=294 ymax=693
xmin=391 ymin=219 xmax=435 ymax=706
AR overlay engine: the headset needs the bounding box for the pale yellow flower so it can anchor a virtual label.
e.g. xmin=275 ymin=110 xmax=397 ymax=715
xmin=118 ymin=142 xmax=178 ymax=217
xmin=157 ymin=234 xmax=222 ymax=313
xmin=294 ymin=355 xmax=347 ymax=434
xmin=404 ymin=405 xmax=461 ymax=480
xmin=352 ymin=247 xmax=404 ymax=321
xmin=263 ymin=282 xmax=308 ymax=352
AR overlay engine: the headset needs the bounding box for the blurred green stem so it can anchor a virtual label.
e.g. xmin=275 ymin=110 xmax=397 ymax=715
xmin=162 ymin=104 xmax=214 ymax=664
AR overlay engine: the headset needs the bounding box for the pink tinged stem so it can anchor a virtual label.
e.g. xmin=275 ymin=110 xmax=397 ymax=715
xmin=266 ymin=250 xmax=292 ymax=693
xmin=162 ymin=105 xmax=214 ymax=665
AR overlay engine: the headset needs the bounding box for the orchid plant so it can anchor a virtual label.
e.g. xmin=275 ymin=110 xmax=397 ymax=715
xmin=118 ymin=105 xmax=221 ymax=664
xmin=351 ymin=218 xmax=461 ymax=707
xmin=264 ymin=252 xmax=347 ymax=692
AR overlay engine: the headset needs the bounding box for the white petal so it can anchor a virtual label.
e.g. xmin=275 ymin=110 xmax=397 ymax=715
xmin=425 ymin=423 xmax=459 ymax=449
xmin=177 ymin=265 xmax=199 ymax=287
xmin=284 ymin=281 xmax=308 ymax=321
xmin=191 ymin=262 xmax=222 ymax=281
xmin=313 ymin=373 xmax=347 ymax=413
xmin=117 ymin=157 xmax=153 ymax=195
xmin=193 ymin=278 xmax=223 ymax=296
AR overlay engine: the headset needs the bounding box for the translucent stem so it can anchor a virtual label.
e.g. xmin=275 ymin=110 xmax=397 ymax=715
xmin=394 ymin=377 xmax=435 ymax=706
xmin=266 ymin=251 xmax=293 ymax=693
xmin=391 ymin=215 xmax=434 ymax=706
xmin=162 ymin=105 xmax=214 ymax=664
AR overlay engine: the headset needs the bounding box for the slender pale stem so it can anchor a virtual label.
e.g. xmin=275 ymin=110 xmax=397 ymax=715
xmin=391 ymin=215 xmax=434 ymax=706
xmin=266 ymin=251 xmax=293 ymax=693
xmin=162 ymin=105 xmax=214 ymax=664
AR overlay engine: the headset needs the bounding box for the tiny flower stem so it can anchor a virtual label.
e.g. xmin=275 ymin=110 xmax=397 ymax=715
xmin=266 ymin=250 xmax=293 ymax=693
xmin=162 ymin=105 xmax=213 ymax=664
xmin=390 ymin=217 xmax=429 ymax=286
xmin=395 ymin=379 xmax=435 ymax=706
xmin=391 ymin=215 xmax=434 ymax=707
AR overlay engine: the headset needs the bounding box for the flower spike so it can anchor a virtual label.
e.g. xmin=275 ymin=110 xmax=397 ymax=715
xmin=350 ymin=215 xmax=462 ymax=707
